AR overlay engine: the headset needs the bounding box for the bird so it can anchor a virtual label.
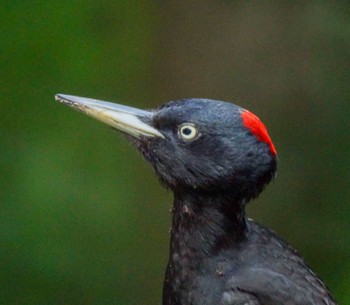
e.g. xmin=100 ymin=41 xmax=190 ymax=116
xmin=55 ymin=94 xmax=336 ymax=305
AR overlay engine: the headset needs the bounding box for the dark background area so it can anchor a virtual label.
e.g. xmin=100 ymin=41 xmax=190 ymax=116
xmin=1 ymin=1 xmax=349 ymax=304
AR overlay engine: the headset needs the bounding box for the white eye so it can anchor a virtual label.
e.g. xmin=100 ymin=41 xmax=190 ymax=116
xmin=178 ymin=123 xmax=199 ymax=141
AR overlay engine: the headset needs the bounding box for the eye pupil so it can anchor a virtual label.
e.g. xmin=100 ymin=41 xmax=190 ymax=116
xmin=182 ymin=128 xmax=192 ymax=136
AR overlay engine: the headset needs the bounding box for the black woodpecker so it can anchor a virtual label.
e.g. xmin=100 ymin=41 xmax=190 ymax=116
xmin=55 ymin=94 xmax=336 ymax=305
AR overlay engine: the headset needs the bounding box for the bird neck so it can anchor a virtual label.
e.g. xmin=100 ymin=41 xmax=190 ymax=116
xmin=163 ymin=190 xmax=248 ymax=304
xmin=170 ymin=190 xmax=247 ymax=260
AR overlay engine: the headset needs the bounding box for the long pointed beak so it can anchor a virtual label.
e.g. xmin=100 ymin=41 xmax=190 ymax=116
xmin=55 ymin=94 xmax=164 ymax=139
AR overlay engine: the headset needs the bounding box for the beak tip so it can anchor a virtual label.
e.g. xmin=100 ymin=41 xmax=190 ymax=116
xmin=55 ymin=94 xmax=79 ymax=109
xmin=55 ymin=93 xmax=67 ymax=104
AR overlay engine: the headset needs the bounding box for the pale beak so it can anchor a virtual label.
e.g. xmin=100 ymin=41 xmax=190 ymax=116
xmin=55 ymin=94 xmax=164 ymax=139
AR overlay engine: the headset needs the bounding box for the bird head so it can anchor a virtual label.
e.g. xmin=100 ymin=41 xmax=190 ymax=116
xmin=56 ymin=95 xmax=277 ymax=202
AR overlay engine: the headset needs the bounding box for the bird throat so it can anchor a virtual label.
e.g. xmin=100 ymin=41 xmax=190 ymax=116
xmin=163 ymin=190 xmax=247 ymax=304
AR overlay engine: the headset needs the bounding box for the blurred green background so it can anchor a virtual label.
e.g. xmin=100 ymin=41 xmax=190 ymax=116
xmin=1 ymin=1 xmax=349 ymax=304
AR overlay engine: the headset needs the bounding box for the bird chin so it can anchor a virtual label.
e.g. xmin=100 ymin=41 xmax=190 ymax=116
xmin=123 ymin=133 xmax=156 ymax=164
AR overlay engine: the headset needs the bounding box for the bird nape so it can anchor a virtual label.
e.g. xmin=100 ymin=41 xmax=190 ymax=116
xmin=55 ymin=94 xmax=336 ymax=305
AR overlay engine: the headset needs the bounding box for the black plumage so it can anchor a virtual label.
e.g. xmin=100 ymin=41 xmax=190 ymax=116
xmin=56 ymin=94 xmax=336 ymax=305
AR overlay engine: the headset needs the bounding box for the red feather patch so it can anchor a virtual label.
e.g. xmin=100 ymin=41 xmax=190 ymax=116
xmin=241 ymin=110 xmax=277 ymax=156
